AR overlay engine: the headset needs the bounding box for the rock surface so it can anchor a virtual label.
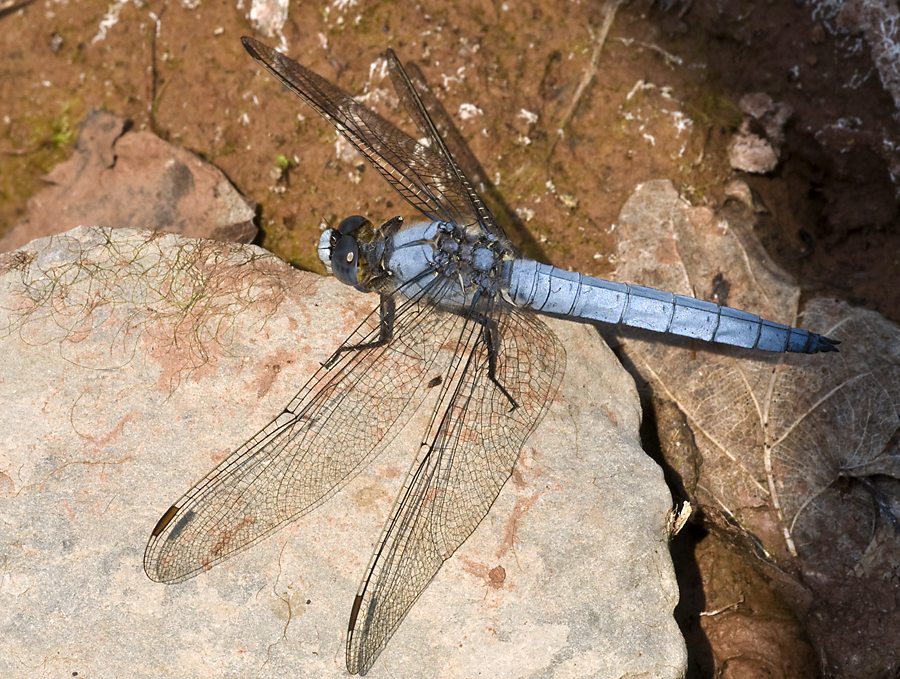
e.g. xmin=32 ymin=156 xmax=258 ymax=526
xmin=0 ymin=111 xmax=257 ymax=253
xmin=0 ymin=226 xmax=685 ymax=678
xmin=727 ymin=92 xmax=793 ymax=174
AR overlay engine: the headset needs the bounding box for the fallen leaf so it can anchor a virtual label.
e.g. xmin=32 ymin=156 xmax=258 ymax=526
xmin=613 ymin=179 xmax=900 ymax=679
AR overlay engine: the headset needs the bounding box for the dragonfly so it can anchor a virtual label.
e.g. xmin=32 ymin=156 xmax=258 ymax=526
xmin=144 ymin=36 xmax=839 ymax=676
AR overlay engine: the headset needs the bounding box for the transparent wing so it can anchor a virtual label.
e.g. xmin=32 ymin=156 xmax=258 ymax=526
xmin=144 ymin=286 xmax=465 ymax=584
xmin=345 ymin=300 xmax=566 ymax=675
xmin=383 ymin=48 xmax=505 ymax=240
xmin=399 ymin=59 xmax=528 ymax=254
xmin=242 ymin=36 xmax=498 ymax=236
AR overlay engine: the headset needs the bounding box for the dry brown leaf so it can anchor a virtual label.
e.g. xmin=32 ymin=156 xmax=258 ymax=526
xmin=613 ymin=180 xmax=900 ymax=678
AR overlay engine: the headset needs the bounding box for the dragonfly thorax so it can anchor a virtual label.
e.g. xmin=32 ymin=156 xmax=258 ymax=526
xmin=432 ymin=221 xmax=504 ymax=298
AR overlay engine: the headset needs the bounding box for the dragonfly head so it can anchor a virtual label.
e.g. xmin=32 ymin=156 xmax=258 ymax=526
xmin=318 ymin=215 xmax=374 ymax=290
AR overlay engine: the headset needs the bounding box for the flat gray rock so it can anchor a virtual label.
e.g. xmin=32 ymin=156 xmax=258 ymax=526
xmin=0 ymin=226 xmax=684 ymax=678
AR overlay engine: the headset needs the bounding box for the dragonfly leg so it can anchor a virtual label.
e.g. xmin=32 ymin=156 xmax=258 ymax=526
xmin=323 ymin=295 xmax=396 ymax=368
xmin=482 ymin=322 xmax=519 ymax=411
xmin=375 ymin=215 xmax=404 ymax=240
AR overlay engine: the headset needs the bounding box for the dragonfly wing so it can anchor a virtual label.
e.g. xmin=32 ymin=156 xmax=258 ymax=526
xmin=345 ymin=303 xmax=565 ymax=674
xmin=144 ymin=292 xmax=463 ymax=584
xmin=242 ymin=37 xmax=474 ymax=228
xmin=385 ymin=49 xmax=505 ymax=241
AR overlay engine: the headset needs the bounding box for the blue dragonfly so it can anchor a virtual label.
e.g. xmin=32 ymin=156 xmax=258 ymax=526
xmin=144 ymin=37 xmax=838 ymax=676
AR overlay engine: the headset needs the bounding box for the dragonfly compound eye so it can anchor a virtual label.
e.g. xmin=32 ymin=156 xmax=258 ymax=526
xmin=338 ymin=215 xmax=370 ymax=235
xmin=332 ymin=233 xmax=362 ymax=287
